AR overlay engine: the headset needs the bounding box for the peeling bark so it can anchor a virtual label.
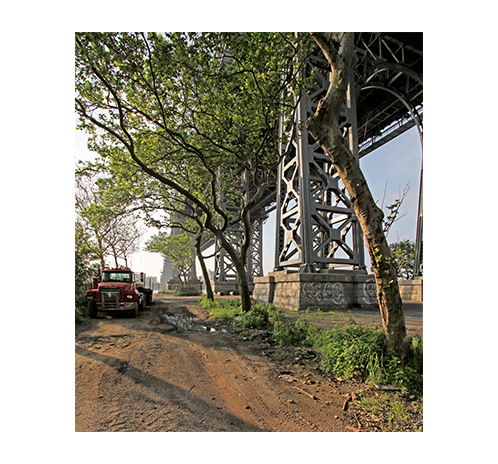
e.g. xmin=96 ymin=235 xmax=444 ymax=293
xmin=307 ymin=32 xmax=407 ymax=360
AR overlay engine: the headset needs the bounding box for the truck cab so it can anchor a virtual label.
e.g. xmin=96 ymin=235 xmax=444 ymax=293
xmin=86 ymin=267 xmax=147 ymax=319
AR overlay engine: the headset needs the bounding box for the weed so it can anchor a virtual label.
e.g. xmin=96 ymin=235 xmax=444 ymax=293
xmin=273 ymin=318 xmax=302 ymax=346
xmin=356 ymin=393 xmax=422 ymax=431
xmin=199 ymin=298 xmax=282 ymax=331
xmin=199 ymin=297 xmax=242 ymax=323
xmin=315 ymin=324 xmax=386 ymax=380
xmin=233 ymin=303 xmax=269 ymax=330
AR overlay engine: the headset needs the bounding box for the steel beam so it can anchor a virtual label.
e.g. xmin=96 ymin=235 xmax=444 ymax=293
xmin=274 ymin=51 xmax=365 ymax=272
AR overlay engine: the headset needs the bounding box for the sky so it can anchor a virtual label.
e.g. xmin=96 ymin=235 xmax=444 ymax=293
xmin=75 ymin=125 xmax=422 ymax=279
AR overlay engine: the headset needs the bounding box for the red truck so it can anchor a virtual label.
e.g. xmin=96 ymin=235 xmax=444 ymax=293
xmin=86 ymin=267 xmax=153 ymax=319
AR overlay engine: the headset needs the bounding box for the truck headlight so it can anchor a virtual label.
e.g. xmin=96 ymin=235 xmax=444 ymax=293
xmin=125 ymin=294 xmax=134 ymax=300
xmin=86 ymin=295 xmax=94 ymax=300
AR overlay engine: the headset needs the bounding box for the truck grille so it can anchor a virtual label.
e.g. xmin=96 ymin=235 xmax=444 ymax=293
xmin=101 ymin=288 xmax=121 ymax=309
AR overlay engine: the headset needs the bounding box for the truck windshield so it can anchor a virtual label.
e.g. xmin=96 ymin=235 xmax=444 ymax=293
xmin=102 ymin=272 xmax=132 ymax=282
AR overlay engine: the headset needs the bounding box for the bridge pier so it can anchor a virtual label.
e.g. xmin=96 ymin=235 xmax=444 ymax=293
xmin=209 ymin=279 xmax=254 ymax=295
xmin=253 ymin=269 xmax=377 ymax=311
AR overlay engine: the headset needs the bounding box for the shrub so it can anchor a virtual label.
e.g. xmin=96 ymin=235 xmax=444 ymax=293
xmin=199 ymin=297 xmax=242 ymax=323
xmin=314 ymin=324 xmax=386 ymax=379
xmin=233 ymin=303 xmax=269 ymax=330
xmin=295 ymin=318 xmax=422 ymax=393
xmin=201 ymin=298 xmax=284 ymax=330
xmin=273 ymin=318 xmax=303 ymax=346
xmin=407 ymin=335 xmax=423 ymax=372
xmin=295 ymin=317 xmax=322 ymax=346
xmin=75 ymin=295 xmax=88 ymax=323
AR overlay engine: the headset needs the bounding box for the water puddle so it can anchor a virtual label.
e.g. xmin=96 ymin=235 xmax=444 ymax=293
xmin=159 ymin=313 xmax=227 ymax=333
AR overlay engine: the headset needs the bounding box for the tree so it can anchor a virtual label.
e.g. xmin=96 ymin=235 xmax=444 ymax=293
xmin=103 ymin=215 xmax=143 ymax=267
xmin=145 ymin=232 xmax=195 ymax=286
xmin=306 ymin=32 xmax=408 ymax=359
xmin=390 ymin=239 xmax=416 ymax=280
xmin=75 ymin=166 xmax=143 ymax=268
xmin=75 ymin=220 xmax=99 ymax=291
xmin=75 ymin=32 xmax=314 ymax=312
xmin=194 ymin=233 xmax=215 ymax=300
xmin=382 ymin=183 xmax=411 ymax=238
xmin=75 ymin=219 xmax=99 ymax=320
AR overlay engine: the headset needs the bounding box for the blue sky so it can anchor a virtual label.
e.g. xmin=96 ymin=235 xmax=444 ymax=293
xmin=360 ymin=127 xmax=422 ymax=244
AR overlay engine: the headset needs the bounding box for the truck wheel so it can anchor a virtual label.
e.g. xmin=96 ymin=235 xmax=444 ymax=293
xmin=88 ymin=301 xmax=97 ymax=319
xmin=129 ymin=304 xmax=139 ymax=318
xmin=146 ymin=292 xmax=153 ymax=306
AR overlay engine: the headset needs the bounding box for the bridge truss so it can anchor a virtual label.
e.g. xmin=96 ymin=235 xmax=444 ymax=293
xmin=205 ymin=32 xmax=422 ymax=286
xmin=273 ymin=32 xmax=423 ymax=275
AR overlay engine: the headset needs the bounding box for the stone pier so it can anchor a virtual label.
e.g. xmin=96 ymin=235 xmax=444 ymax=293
xmin=166 ymin=278 xmax=202 ymax=292
xmin=210 ymin=280 xmax=255 ymax=295
xmin=253 ymin=269 xmax=378 ymax=311
xmin=398 ymin=277 xmax=423 ymax=302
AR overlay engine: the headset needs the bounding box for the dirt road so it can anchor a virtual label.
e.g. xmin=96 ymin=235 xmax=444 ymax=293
xmin=75 ymin=295 xmax=422 ymax=432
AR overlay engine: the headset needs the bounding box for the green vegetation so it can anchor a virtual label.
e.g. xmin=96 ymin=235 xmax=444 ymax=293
xmin=75 ymin=299 xmax=88 ymax=323
xmin=199 ymin=298 xmax=243 ymax=323
xmin=390 ymin=239 xmax=417 ymax=280
xmin=75 ymin=221 xmax=98 ymax=323
xmin=355 ymin=392 xmax=423 ymax=432
xmin=200 ymin=298 xmax=422 ymax=396
xmin=145 ymin=233 xmax=196 ymax=287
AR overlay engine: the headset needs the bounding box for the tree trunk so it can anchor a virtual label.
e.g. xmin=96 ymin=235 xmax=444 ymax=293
xmin=195 ymin=236 xmax=214 ymax=300
xmin=112 ymin=246 xmax=119 ymax=268
xmin=215 ymin=233 xmax=252 ymax=312
xmin=96 ymin=235 xmax=106 ymax=268
xmin=233 ymin=258 xmax=252 ymax=313
xmin=307 ymin=32 xmax=407 ymax=360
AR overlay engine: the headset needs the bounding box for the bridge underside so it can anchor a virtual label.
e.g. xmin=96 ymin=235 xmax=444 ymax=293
xmin=170 ymin=33 xmax=423 ymax=300
xmin=272 ymin=33 xmax=422 ymax=276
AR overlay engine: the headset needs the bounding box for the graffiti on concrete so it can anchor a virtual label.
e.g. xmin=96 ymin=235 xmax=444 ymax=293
xmin=362 ymin=279 xmax=377 ymax=305
xmin=301 ymin=282 xmax=346 ymax=307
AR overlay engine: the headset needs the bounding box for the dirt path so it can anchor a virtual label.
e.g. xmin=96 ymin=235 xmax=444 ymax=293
xmin=75 ymin=295 xmax=422 ymax=432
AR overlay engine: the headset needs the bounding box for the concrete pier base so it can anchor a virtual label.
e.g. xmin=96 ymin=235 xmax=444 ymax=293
xmin=166 ymin=278 xmax=202 ymax=292
xmin=253 ymin=269 xmax=378 ymax=311
xmin=210 ymin=279 xmax=255 ymax=295
xmin=398 ymin=277 xmax=423 ymax=302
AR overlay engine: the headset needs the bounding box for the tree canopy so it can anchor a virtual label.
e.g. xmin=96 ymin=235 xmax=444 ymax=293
xmin=145 ymin=232 xmax=195 ymax=286
xmin=75 ymin=166 xmax=143 ymax=268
